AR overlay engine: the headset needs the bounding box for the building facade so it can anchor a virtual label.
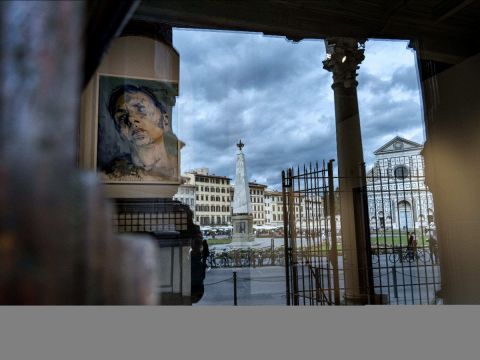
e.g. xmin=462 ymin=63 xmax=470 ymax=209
xmin=249 ymin=182 xmax=267 ymax=226
xmin=173 ymin=176 xmax=196 ymax=217
xmin=185 ymin=168 xmax=232 ymax=226
xmin=367 ymin=136 xmax=435 ymax=231
xmin=265 ymin=190 xmax=284 ymax=227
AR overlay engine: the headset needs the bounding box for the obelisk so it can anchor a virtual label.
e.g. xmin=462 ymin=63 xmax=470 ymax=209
xmin=231 ymin=140 xmax=255 ymax=243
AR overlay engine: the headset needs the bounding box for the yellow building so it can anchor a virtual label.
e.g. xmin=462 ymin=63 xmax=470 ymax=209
xmin=185 ymin=169 xmax=232 ymax=226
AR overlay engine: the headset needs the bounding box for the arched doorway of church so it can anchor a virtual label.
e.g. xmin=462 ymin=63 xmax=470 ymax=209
xmin=398 ymin=200 xmax=413 ymax=231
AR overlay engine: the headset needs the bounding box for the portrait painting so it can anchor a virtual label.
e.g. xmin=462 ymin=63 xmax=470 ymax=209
xmin=97 ymin=75 xmax=180 ymax=183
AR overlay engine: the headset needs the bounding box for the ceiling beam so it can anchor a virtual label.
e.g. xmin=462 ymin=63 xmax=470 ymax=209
xmin=432 ymin=0 xmax=477 ymax=23
xmin=133 ymin=0 xmax=480 ymax=64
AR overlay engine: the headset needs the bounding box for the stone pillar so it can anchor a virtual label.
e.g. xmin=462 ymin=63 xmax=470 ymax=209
xmin=323 ymin=38 xmax=367 ymax=304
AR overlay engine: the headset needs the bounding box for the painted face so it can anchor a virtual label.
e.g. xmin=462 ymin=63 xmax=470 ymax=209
xmin=113 ymin=91 xmax=164 ymax=146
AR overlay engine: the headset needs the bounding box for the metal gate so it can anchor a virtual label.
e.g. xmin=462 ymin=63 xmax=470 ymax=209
xmin=282 ymin=157 xmax=441 ymax=305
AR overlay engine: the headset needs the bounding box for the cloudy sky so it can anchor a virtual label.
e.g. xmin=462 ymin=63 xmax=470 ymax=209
xmin=172 ymin=29 xmax=424 ymax=189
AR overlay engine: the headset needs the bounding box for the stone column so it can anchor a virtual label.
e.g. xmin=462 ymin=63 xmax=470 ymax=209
xmin=323 ymin=38 xmax=367 ymax=304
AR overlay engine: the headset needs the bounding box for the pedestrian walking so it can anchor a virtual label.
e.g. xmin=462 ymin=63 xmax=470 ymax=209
xmin=407 ymin=232 xmax=417 ymax=260
xmin=428 ymin=235 xmax=439 ymax=264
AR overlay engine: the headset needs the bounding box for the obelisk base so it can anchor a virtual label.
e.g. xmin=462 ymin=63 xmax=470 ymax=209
xmin=232 ymin=214 xmax=255 ymax=243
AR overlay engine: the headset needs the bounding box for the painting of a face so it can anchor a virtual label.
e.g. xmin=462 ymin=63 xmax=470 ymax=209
xmin=97 ymin=75 xmax=179 ymax=183
xmin=113 ymin=91 xmax=163 ymax=147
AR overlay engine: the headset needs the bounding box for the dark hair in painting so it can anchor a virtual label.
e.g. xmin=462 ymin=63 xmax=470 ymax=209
xmin=107 ymin=84 xmax=166 ymax=128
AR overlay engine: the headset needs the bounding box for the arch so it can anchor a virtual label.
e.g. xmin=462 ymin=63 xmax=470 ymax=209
xmin=398 ymin=200 xmax=412 ymax=230
xmin=385 ymin=216 xmax=392 ymax=227
xmin=377 ymin=211 xmax=385 ymax=228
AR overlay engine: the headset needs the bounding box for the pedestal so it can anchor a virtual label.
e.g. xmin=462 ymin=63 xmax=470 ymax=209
xmin=232 ymin=214 xmax=255 ymax=243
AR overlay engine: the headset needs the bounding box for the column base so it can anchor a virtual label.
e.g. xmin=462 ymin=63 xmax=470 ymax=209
xmin=344 ymin=293 xmax=369 ymax=305
xmin=344 ymin=293 xmax=388 ymax=305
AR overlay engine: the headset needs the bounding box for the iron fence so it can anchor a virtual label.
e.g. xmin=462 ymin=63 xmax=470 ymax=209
xmin=282 ymin=157 xmax=441 ymax=305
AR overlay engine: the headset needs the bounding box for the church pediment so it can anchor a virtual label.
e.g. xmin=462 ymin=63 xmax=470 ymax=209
xmin=374 ymin=136 xmax=423 ymax=155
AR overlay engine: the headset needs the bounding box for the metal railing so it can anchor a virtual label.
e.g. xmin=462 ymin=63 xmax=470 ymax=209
xmin=282 ymin=157 xmax=441 ymax=305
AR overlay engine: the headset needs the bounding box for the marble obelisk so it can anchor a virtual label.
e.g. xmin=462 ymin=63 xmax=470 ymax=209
xmin=232 ymin=140 xmax=255 ymax=243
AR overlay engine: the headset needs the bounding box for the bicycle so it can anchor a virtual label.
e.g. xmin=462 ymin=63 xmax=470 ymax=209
xmin=388 ymin=247 xmax=430 ymax=264
xmin=207 ymin=249 xmax=218 ymax=268
xmin=371 ymin=247 xmax=380 ymax=264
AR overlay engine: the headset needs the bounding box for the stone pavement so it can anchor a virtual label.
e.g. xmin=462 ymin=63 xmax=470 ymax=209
xmin=195 ymin=266 xmax=287 ymax=306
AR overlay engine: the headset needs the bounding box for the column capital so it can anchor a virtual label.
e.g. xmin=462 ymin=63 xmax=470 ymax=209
xmin=323 ymin=38 xmax=366 ymax=88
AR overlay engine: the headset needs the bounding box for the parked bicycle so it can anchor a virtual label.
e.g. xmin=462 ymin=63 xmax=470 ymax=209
xmin=207 ymin=249 xmax=218 ymax=268
xmin=203 ymin=246 xmax=286 ymax=269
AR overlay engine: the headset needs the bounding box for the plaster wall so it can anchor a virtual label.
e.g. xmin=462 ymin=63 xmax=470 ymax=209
xmin=422 ymin=52 xmax=480 ymax=303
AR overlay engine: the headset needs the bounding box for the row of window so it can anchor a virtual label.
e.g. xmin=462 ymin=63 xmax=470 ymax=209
xmin=250 ymin=189 xmax=263 ymax=195
xmin=196 ymin=177 xmax=230 ymax=185
xmin=374 ymin=163 xmax=426 ymax=179
xmin=196 ymin=186 xmax=230 ymax=193
xmin=196 ymin=205 xmax=230 ymax=212
xmin=265 ymin=196 xmax=282 ymax=202
xmin=197 ymin=216 xmax=231 ymax=225
xmin=252 ymin=205 xmax=264 ymax=212
xmin=196 ymin=195 xmax=231 ymax=202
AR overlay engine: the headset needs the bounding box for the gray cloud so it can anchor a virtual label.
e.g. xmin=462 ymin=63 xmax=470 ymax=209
xmin=173 ymin=30 xmax=424 ymax=188
xmin=359 ymin=65 xmax=419 ymax=95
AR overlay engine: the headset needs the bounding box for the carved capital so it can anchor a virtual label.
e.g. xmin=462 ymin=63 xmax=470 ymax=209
xmin=323 ymin=38 xmax=366 ymax=88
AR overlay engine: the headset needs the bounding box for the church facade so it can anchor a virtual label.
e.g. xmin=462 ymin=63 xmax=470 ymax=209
xmin=367 ymin=136 xmax=435 ymax=232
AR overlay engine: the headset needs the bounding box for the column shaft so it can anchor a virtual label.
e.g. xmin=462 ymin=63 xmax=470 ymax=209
xmin=323 ymin=38 xmax=368 ymax=304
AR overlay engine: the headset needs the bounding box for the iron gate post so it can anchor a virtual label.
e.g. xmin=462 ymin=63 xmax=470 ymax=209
xmin=352 ymin=163 xmax=376 ymax=304
xmin=327 ymin=160 xmax=341 ymax=305
xmin=287 ymin=168 xmax=300 ymax=306
xmin=281 ymin=170 xmax=291 ymax=306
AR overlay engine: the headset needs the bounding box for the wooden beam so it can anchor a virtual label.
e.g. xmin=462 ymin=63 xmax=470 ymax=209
xmin=432 ymin=0 xmax=477 ymax=23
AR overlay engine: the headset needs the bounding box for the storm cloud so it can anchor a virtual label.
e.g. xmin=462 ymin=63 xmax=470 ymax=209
xmin=173 ymin=30 xmax=424 ymax=188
